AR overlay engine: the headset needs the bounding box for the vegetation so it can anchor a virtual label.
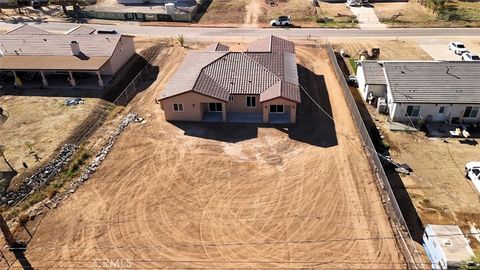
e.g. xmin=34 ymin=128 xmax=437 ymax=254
xmin=460 ymin=249 xmax=480 ymax=270
xmin=175 ymin=35 xmax=185 ymax=47
xmin=348 ymin=58 xmax=358 ymax=73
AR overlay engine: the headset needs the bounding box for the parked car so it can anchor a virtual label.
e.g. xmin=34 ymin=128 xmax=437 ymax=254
xmin=462 ymin=52 xmax=480 ymax=61
xmin=270 ymin=16 xmax=291 ymax=27
xmin=448 ymin=42 xmax=468 ymax=55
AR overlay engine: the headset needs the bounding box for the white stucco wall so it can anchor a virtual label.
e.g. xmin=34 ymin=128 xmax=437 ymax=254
xmin=389 ymin=102 xmax=480 ymax=123
xmin=356 ymin=64 xmax=366 ymax=93
xmin=100 ymin=36 xmax=136 ymax=76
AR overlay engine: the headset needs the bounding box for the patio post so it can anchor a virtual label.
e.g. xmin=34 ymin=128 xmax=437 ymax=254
xmin=68 ymin=71 xmax=76 ymax=87
xmin=40 ymin=71 xmax=48 ymax=87
xmin=222 ymin=103 xmax=227 ymax=122
xmin=12 ymin=71 xmax=22 ymax=87
xmin=97 ymin=71 xmax=104 ymax=87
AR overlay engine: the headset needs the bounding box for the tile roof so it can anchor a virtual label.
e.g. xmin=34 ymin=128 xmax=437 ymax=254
xmin=0 ymin=25 xmax=131 ymax=71
xmin=384 ymin=61 xmax=480 ymax=104
xmin=204 ymin=43 xmax=229 ymax=52
xmin=247 ymin=35 xmax=295 ymax=53
xmin=5 ymin=24 xmax=52 ymax=35
xmin=359 ymin=61 xmax=386 ymax=85
xmin=161 ymin=36 xmax=300 ymax=103
xmin=66 ymin=25 xmax=96 ymax=35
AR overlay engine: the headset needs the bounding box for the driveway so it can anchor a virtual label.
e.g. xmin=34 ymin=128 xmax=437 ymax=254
xmin=349 ymin=6 xmax=386 ymax=29
xmin=418 ymin=38 xmax=468 ymax=60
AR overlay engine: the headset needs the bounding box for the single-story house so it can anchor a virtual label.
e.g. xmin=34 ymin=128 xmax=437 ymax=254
xmin=423 ymin=224 xmax=475 ymax=270
xmin=356 ymin=60 xmax=480 ymax=124
xmin=158 ymin=35 xmax=301 ymax=124
xmin=0 ymin=24 xmax=135 ymax=88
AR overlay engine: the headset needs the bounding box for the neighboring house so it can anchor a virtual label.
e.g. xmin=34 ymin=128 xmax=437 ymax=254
xmin=356 ymin=61 xmax=480 ymax=123
xmin=158 ymin=35 xmax=301 ymax=124
xmin=423 ymin=224 xmax=475 ymax=270
xmin=0 ymin=24 xmax=135 ymax=88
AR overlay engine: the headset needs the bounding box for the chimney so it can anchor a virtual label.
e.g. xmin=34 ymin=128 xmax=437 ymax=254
xmin=70 ymin=41 xmax=80 ymax=56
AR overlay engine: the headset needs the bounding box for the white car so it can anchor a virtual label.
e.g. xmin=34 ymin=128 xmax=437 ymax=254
xmin=465 ymin=161 xmax=480 ymax=180
xmin=270 ymin=16 xmax=291 ymax=27
xmin=462 ymin=52 xmax=480 ymax=61
xmin=448 ymin=42 xmax=468 ymax=55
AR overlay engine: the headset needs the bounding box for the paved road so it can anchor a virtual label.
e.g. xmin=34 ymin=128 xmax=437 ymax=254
xmin=1 ymin=21 xmax=480 ymax=39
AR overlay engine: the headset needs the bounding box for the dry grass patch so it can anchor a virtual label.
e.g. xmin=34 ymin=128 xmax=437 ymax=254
xmin=198 ymin=0 xmax=248 ymax=24
xmin=259 ymin=0 xmax=316 ymax=25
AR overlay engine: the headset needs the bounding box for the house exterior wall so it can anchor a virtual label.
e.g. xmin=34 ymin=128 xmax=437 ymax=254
xmin=161 ymin=91 xmax=225 ymax=121
xmin=262 ymin=98 xmax=297 ymax=124
xmin=226 ymin=95 xmax=262 ymax=113
xmin=356 ymin=64 xmax=367 ymax=93
xmin=389 ymin=102 xmax=480 ymax=123
xmin=365 ymin=84 xmax=386 ymax=100
xmin=100 ymin=36 xmax=136 ymax=76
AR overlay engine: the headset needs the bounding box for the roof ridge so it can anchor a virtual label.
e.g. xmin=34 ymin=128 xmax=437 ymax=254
xmin=243 ymin=51 xmax=281 ymax=82
xmin=192 ymin=52 xmax=230 ymax=95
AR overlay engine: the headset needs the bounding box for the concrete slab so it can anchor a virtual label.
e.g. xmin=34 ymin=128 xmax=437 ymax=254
xmin=388 ymin=121 xmax=418 ymax=132
xmin=349 ymin=6 xmax=386 ymax=29
xmin=418 ymin=38 xmax=462 ymax=61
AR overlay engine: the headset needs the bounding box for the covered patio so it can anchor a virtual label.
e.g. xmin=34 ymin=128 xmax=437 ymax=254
xmin=203 ymin=112 xmax=264 ymax=123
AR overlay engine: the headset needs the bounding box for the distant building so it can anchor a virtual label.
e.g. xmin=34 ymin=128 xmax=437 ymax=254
xmin=356 ymin=60 xmax=480 ymax=124
xmin=0 ymin=24 xmax=135 ymax=89
xmin=158 ymin=36 xmax=301 ymax=124
xmin=423 ymin=224 xmax=475 ymax=270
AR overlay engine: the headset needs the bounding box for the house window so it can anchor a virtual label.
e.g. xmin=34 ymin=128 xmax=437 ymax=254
xmin=406 ymin=105 xmax=420 ymax=117
xmin=463 ymin=106 xmax=479 ymax=118
xmin=246 ymin=96 xmax=256 ymax=108
xmin=229 ymin=96 xmax=234 ymax=102
xmin=438 ymin=106 xmax=445 ymax=114
xmin=269 ymin=105 xmax=284 ymax=113
xmin=173 ymin=103 xmax=183 ymax=112
xmin=208 ymin=103 xmax=222 ymax=112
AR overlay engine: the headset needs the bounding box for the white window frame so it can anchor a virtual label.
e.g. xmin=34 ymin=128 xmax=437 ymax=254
xmin=208 ymin=102 xmax=222 ymax=112
xmin=269 ymin=105 xmax=284 ymax=113
xmin=173 ymin=103 xmax=183 ymax=112
xmin=406 ymin=105 xmax=420 ymax=117
xmin=246 ymin=96 xmax=256 ymax=108
xmin=463 ymin=106 xmax=479 ymax=118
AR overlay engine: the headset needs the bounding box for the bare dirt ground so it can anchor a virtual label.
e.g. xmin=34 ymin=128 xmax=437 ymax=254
xmin=0 ymin=96 xmax=102 ymax=189
xmin=198 ymin=0 xmax=247 ymax=25
xmin=243 ymin=0 xmax=262 ymax=27
xmin=331 ymin=38 xmax=433 ymax=61
xmin=10 ymin=44 xmax=405 ymax=269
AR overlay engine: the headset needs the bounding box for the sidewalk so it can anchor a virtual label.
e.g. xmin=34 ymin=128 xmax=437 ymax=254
xmin=349 ymin=6 xmax=386 ymax=29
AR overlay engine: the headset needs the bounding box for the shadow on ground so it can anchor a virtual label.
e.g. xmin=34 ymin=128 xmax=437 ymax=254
xmin=170 ymin=64 xmax=338 ymax=147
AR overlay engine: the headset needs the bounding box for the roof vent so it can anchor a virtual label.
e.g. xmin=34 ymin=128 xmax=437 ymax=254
xmin=70 ymin=41 xmax=80 ymax=56
xmin=43 ymin=38 xmax=47 ymax=42
xmin=442 ymin=239 xmax=453 ymax=246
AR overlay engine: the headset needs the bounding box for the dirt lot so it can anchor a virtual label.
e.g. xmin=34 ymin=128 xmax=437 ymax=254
xmin=10 ymin=44 xmax=406 ymax=269
xmin=0 ymin=96 xmax=102 ymax=189
xmin=198 ymin=0 xmax=248 ymax=25
xmin=331 ymin=38 xmax=433 ymax=61
xmin=374 ymin=1 xmax=480 ymax=28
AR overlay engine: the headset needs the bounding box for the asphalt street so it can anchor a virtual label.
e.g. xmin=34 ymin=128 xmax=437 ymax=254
xmin=1 ymin=21 xmax=480 ymax=39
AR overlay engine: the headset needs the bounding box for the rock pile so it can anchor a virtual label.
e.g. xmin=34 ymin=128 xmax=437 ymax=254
xmin=51 ymin=113 xmax=138 ymax=205
xmin=0 ymin=144 xmax=78 ymax=206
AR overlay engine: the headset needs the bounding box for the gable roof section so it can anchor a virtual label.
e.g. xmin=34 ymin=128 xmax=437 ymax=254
xmin=359 ymin=61 xmax=386 ymax=85
xmin=202 ymin=52 xmax=279 ymax=95
xmin=0 ymin=34 xmax=121 ymax=57
xmin=247 ymin=35 xmax=295 ymax=53
xmin=5 ymin=25 xmax=52 ymax=35
xmin=384 ymin=61 xmax=480 ymax=104
xmin=160 ymin=52 xmax=228 ymax=100
xmin=160 ymin=36 xmax=300 ymax=103
xmin=66 ymin=25 xmax=96 ymax=35
xmin=204 ymin=43 xmax=230 ymax=52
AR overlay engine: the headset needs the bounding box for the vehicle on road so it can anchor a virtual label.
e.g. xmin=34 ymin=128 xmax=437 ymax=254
xmin=270 ymin=16 xmax=291 ymax=27
xmin=462 ymin=52 xmax=480 ymax=61
xmin=448 ymin=41 xmax=468 ymax=55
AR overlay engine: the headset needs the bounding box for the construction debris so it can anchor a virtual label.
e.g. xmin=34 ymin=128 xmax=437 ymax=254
xmin=64 ymin=98 xmax=84 ymax=106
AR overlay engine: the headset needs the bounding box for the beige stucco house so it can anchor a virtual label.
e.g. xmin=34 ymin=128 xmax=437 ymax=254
xmin=0 ymin=24 xmax=135 ymax=88
xmin=158 ymin=36 xmax=301 ymax=124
